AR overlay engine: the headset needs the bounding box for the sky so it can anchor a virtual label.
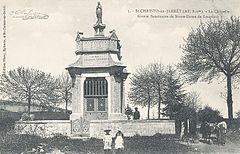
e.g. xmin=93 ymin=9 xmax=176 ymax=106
xmin=0 ymin=0 xmax=240 ymax=118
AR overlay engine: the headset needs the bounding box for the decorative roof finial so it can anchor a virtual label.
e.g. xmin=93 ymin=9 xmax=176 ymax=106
xmin=75 ymin=31 xmax=83 ymax=42
xmin=93 ymin=2 xmax=106 ymax=36
xmin=109 ymin=29 xmax=116 ymax=33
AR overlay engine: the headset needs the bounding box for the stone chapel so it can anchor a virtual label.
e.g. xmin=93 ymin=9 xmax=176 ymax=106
xmin=66 ymin=2 xmax=129 ymax=135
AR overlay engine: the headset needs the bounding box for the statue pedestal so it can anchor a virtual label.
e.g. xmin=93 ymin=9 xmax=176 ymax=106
xmin=93 ymin=23 xmax=106 ymax=36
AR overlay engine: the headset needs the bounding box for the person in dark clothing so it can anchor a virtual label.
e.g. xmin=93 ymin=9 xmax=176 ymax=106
xmin=125 ymin=104 xmax=133 ymax=120
xmin=133 ymin=107 xmax=140 ymax=120
xmin=200 ymin=121 xmax=211 ymax=143
xmin=217 ymin=124 xmax=226 ymax=145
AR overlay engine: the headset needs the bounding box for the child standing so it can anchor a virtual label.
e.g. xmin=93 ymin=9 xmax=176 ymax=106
xmin=114 ymin=129 xmax=124 ymax=154
xmin=103 ymin=129 xmax=112 ymax=154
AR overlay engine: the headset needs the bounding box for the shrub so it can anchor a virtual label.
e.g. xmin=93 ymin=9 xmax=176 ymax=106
xmin=198 ymin=106 xmax=223 ymax=123
xmin=21 ymin=113 xmax=31 ymax=121
xmin=0 ymin=117 xmax=16 ymax=132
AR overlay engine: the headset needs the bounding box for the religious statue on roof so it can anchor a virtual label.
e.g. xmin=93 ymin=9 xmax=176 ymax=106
xmin=93 ymin=2 xmax=106 ymax=35
xmin=96 ymin=2 xmax=102 ymax=24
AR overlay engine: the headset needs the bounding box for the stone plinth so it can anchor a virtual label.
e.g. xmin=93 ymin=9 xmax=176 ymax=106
xmin=93 ymin=23 xmax=106 ymax=36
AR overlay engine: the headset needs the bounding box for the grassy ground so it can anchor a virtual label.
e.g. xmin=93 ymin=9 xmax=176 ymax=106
xmin=1 ymin=131 xmax=240 ymax=154
xmin=0 ymin=134 xmax=193 ymax=154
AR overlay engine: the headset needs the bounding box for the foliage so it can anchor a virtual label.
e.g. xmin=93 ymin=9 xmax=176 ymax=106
xmin=174 ymin=92 xmax=201 ymax=136
xmin=180 ymin=17 xmax=240 ymax=120
xmin=148 ymin=62 xmax=165 ymax=119
xmin=129 ymin=63 xmax=187 ymax=120
xmin=177 ymin=92 xmax=200 ymax=121
xmin=129 ymin=66 xmax=155 ymax=119
xmin=226 ymin=129 xmax=240 ymax=142
xmin=235 ymin=110 xmax=240 ymax=118
xmin=0 ymin=117 xmax=16 ymax=132
xmin=198 ymin=106 xmax=223 ymax=123
xmin=21 ymin=112 xmax=32 ymax=121
xmin=0 ymin=67 xmax=59 ymax=114
xmin=162 ymin=66 xmax=186 ymax=120
xmin=0 ymin=133 xmax=44 ymax=153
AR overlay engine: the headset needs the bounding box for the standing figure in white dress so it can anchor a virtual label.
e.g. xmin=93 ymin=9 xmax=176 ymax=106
xmin=103 ymin=129 xmax=112 ymax=154
xmin=114 ymin=129 xmax=124 ymax=154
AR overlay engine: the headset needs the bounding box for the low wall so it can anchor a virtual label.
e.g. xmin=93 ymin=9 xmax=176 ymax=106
xmin=89 ymin=120 xmax=175 ymax=139
xmin=15 ymin=119 xmax=176 ymax=138
xmin=15 ymin=120 xmax=71 ymax=137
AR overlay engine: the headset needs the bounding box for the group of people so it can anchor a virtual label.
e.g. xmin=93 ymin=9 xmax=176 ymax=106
xmin=103 ymin=129 xmax=125 ymax=154
xmin=200 ymin=121 xmax=227 ymax=145
xmin=125 ymin=104 xmax=140 ymax=120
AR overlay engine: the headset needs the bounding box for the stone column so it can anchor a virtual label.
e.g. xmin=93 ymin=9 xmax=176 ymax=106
xmin=121 ymin=81 xmax=125 ymax=113
xmin=107 ymin=75 xmax=126 ymax=120
xmin=105 ymin=76 xmax=112 ymax=117
xmin=70 ymin=75 xmax=85 ymax=120
xmin=80 ymin=76 xmax=86 ymax=117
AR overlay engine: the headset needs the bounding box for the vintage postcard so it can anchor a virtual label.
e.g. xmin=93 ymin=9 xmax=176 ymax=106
xmin=0 ymin=0 xmax=240 ymax=153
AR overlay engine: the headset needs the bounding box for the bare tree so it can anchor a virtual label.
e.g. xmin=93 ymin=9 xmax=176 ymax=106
xmin=128 ymin=66 xmax=154 ymax=119
xmin=179 ymin=92 xmax=201 ymax=122
xmin=0 ymin=67 xmax=58 ymax=114
xmin=184 ymin=91 xmax=201 ymax=110
xmin=129 ymin=64 xmax=186 ymax=120
xmin=180 ymin=17 xmax=240 ymax=120
xmin=56 ymin=72 xmax=72 ymax=116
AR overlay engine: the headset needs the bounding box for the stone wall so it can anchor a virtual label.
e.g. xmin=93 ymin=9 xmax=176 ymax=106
xmin=0 ymin=103 xmax=42 ymax=112
xmin=15 ymin=120 xmax=71 ymax=137
xmin=15 ymin=119 xmax=175 ymax=138
xmin=89 ymin=120 xmax=175 ymax=139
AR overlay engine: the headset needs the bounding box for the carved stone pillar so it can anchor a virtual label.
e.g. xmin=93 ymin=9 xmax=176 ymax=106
xmin=105 ymin=76 xmax=112 ymax=116
xmin=70 ymin=75 xmax=85 ymax=120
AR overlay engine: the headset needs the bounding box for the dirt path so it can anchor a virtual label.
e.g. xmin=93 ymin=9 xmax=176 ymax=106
xmin=181 ymin=140 xmax=240 ymax=154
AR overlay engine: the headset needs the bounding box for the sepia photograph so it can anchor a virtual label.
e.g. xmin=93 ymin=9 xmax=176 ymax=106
xmin=0 ymin=0 xmax=240 ymax=153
